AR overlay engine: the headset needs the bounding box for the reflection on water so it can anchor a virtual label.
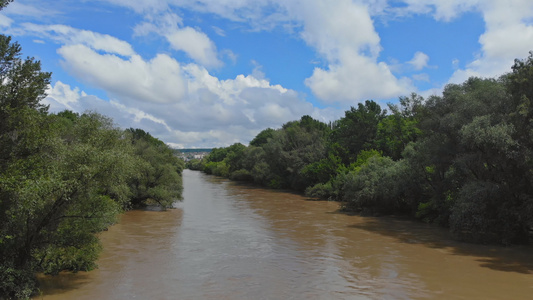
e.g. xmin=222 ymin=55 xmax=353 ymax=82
xmin=36 ymin=170 xmax=533 ymax=300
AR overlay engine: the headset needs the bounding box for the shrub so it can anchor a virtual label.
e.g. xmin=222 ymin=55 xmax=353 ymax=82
xmin=230 ymin=169 xmax=254 ymax=181
xmin=342 ymin=156 xmax=407 ymax=214
xmin=305 ymin=181 xmax=334 ymax=199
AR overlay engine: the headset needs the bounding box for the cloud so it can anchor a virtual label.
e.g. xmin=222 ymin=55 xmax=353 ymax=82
xmin=44 ymin=72 xmax=338 ymax=148
xmin=448 ymin=1 xmax=533 ymax=82
xmin=24 ymin=0 xmax=533 ymax=147
xmin=2 ymin=1 xmax=59 ymax=19
xmin=99 ymin=0 xmax=170 ymax=14
xmin=133 ymin=12 xmax=222 ymax=68
xmin=0 ymin=14 xmax=12 ymax=27
xmin=221 ymin=49 xmax=238 ymax=64
xmin=94 ymin=0 xmax=533 ymax=99
xmin=166 ymin=26 xmax=222 ymax=68
xmin=44 ymin=81 xmax=174 ymax=137
xmin=102 ymin=0 xmax=414 ymax=103
xmin=280 ymin=0 xmax=412 ymax=103
xmin=163 ymin=0 xmax=276 ymax=26
xmin=250 ymin=60 xmax=266 ymax=80
xmin=212 ymin=26 xmax=226 ymax=36
xmin=46 ymin=36 xmax=341 ymax=147
xmin=57 ymin=44 xmax=188 ymax=104
xmin=408 ymin=51 xmax=430 ymax=70
xmin=452 ymin=58 xmax=460 ymax=69
xmin=390 ymin=0 xmax=479 ymax=22
xmin=4 ymin=5 xmax=337 ymax=148
xmin=44 ymin=81 xmax=85 ymax=111
xmin=396 ymin=0 xmax=533 ymax=84
xmin=15 ymin=24 xmax=135 ymax=56
xmin=412 ymin=73 xmax=430 ymax=82
xmin=305 ymin=51 xmax=411 ymax=102
xmin=288 ymin=0 xmax=381 ymax=60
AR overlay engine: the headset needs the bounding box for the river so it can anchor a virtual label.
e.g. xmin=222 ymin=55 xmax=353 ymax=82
xmin=35 ymin=169 xmax=533 ymax=299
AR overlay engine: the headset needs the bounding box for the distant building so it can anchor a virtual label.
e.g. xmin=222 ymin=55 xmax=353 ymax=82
xmin=177 ymin=150 xmax=210 ymax=161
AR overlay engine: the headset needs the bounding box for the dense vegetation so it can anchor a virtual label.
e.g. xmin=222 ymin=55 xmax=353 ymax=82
xmin=189 ymin=52 xmax=533 ymax=246
xmin=0 ymin=35 xmax=183 ymax=298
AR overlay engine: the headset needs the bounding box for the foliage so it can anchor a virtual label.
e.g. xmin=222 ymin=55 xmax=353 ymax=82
xmin=0 ymin=0 xmax=12 ymax=10
xmin=0 ymin=110 xmax=130 ymax=297
xmin=375 ymin=93 xmax=423 ymax=160
xmin=0 ymin=33 xmax=184 ymax=298
xmin=229 ymin=169 xmax=254 ymax=181
xmin=186 ymin=158 xmax=205 ymax=170
xmin=341 ymin=155 xmax=409 ymax=214
xmin=127 ymin=128 xmax=184 ymax=209
xmin=249 ymin=128 xmax=274 ymax=147
xmin=195 ymin=53 xmax=533 ymax=245
xmin=332 ymin=100 xmax=386 ymax=164
xmin=263 ymin=115 xmax=330 ymax=190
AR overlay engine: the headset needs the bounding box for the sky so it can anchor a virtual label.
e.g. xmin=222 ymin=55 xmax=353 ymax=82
xmin=0 ymin=0 xmax=532 ymax=148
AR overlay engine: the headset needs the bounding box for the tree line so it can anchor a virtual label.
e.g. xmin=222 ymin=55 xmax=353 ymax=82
xmin=188 ymin=52 xmax=533 ymax=247
xmin=0 ymin=35 xmax=184 ymax=298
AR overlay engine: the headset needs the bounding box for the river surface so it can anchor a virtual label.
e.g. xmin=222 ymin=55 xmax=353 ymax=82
xmin=35 ymin=169 xmax=533 ymax=299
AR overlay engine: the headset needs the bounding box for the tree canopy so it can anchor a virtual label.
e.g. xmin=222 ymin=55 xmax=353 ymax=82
xmin=0 ymin=34 xmax=183 ymax=298
xmin=191 ymin=52 xmax=533 ymax=246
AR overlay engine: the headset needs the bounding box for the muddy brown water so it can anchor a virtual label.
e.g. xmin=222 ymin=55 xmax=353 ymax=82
xmin=35 ymin=169 xmax=533 ymax=299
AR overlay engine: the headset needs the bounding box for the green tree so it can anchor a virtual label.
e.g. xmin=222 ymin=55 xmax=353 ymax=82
xmin=341 ymin=155 xmax=409 ymax=214
xmin=127 ymin=128 xmax=184 ymax=208
xmin=0 ymin=35 xmax=55 ymax=298
xmin=0 ymin=0 xmax=13 ymax=10
xmin=0 ymin=35 xmax=51 ymax=171
xmin=0 ymin=111 xmax=135 ymax=298
xmin=376 ymin=93 xmax=423 ymax=160
xmin=0 ymin=32 xmax=184 ymax=297
xmin=263 ymin=115 xmax=330 ymax=190
xmin=332 ymin=100 xmax=386 ymax=164
xmin=249 ymin=128 xmax=275 ymax=147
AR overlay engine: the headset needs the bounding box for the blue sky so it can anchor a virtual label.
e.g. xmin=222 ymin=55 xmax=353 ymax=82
xmin=1 ymin=0 xmax=532 ymax=148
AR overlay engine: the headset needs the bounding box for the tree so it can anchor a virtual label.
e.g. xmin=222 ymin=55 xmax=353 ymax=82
xmin=249 ymin=128 xmax=274 ymax=147
xmin=262 ymin=115 xmax=330 ymax=190
xmin=127 ymin=129 xmax=184 ymax=208
xmin=341 ymin=155 xmax=408 ymax=214
xmin=0 ymin=0 xmax=13 ymax=11
xmin=0 ymin=35 xmax=51 ymax=171
xmin=0 ymin=32 xmax=184 ymax=297
xmin=1 ymin=111 xmax=135 ymax=298
xmin=332 ymin=100 xmax=386 ymax=164
xmin=376 ymin=94 xmax=423 ymax=160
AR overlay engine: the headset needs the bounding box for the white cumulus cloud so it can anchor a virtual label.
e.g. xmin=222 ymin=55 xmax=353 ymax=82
xmin=397 ymin=0 xmax=533 ymax=84
xmin=133 ymin=12 xmax=222 ymax=68
xmin=408 ymin=51 xmax=430 ymax=70
xmin=44 ymin=33 xmax=341 ymax=147
xmin=57 ymin=44 xmax=187 ymax=104
xmin=23 ymin=0 xmax=533 ymax=147
xmin=15 ymin=24 xmax=135 ymax=56
xmin=279 ymin=0 xmax=412 ymax=103
xmin=305 ymin=50 xmax=411 ymax=102
xmin=166 ymin=26 xmax=222 ymax=68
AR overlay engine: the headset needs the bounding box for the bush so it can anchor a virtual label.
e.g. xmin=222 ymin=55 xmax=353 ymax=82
xmin=268 ymin=177 xmax=283 ymax=189
xmin=0 ymin=265 xmax=36 ymax=299
xmin=186 ymin=159 xmax=204 ymax=170
xmin=449 ymin=180 xmax=530 ymax=245
xmin=203 ymin=161 xmax=217 ymax=174
xmin=212 ymin=161 xmax=230 ymax=177
xmin=250 ymin=161 xmax=272 ymax=185
xmin=342 ymin=156 xmax=407 ymax=214
xmin=229 ymin=169 xmax=254 ymax=181
xmin=305 ymin=181 xmax=334 ymax=199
